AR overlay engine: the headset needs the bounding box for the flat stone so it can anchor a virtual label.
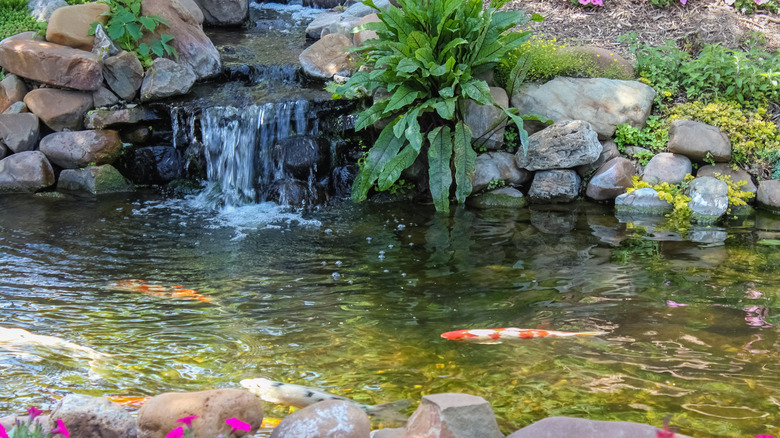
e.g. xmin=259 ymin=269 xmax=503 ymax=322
xmin=140 ymin=58 xmax=197 ymax=102
xmin=271 ymin=400 xmax=370 ymax=438
xmin=641 ymin=152 xmax=691 ymax=185
xmin=0 ymin=74 xmax=29 ymax=113
xmin=48 ymin=394 xmax=137 ymax=438
xmin=0 ymin=150 xmax=55 ymax=193
xmin=299 ymin=33 xmax=354 ymax=80
xmin=466 ymin=87 xmax=508 ymax=151
xmin=104 ymin=51 xmax=144 ymax=101
xmin=0 ymin=113 xmax=39 ymax=153
xmin=0 ymin=39 xmax=103 ymax=90
xmin=507 ymin=417 xmax=691 ymax=438
xmin=696 ymin=163 xmax=756 ymax=194
xmin=24 ymin=88 xmax=94 ymax=132
xmin=528 ymin=169 xmax=581 ymax=204
xmin=585 ymin=157 xmax=636 ymax=201
xmin=467 ymin=186 xmax=527 ymax=209
xmin=515 ymin=120 xmax=602 ymax=171
xmin=57 ymin=164 xmax=134 ymax=194
xmin=46 ymin=3 xmax=110 ymax=51
xmin=406 ymin=393 xmax=503 ymax=438
xmin=84 ymin=106 xmax=161 ymax=130
xmin=667 ymin=119 xmax=731 ymax=162
xmin=615 ymin=187 xmax=672 ymax=215
xmin=39 ymin=130 xmax=122 ymax=169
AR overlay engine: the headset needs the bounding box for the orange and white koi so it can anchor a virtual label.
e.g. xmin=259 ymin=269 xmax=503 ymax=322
xmin=441 ymin=328 xmax=608 ymax=344
xmin=108 ymin=279 xmax=213 ymax=303
xmin=105 ymin=395 xmax=150 ymax=409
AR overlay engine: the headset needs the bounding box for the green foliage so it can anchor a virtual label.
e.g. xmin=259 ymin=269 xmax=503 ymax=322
xmin=627 ymin=175 xmax=694 ymax=231
xmin=620 ymin=33 xmax=689 ymax=101
xmin=336 ymin=0 xmax=535 ymax=212
xmin=614 ymin=116 xmax=669 ymax=153
xmin=714 ymin=173 xmax=754 ymax=210
xmin=486 ymin=178 xmax=506 ymax=190
xmin=731 ymin=0 xmax=778 ymax=14
xmin=0 ymin=0 xmax=46 ymax=41
xmin=632 ymin=149 xmax=655 ymax=166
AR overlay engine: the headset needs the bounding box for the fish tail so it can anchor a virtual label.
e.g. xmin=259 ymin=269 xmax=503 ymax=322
xmin=559 ymin=331 xmax=608 ymax=337
xmin=364 ymin=399 xmax=412 ymax=424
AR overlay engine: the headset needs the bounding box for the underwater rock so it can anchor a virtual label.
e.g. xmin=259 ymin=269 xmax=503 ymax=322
xmin=507 ymin=417 xmax=691 ymax=438
xmin=467 ymin=187 xmax=527 ymax=209
xmin=271 ymin=400 xmax=370 ymax=438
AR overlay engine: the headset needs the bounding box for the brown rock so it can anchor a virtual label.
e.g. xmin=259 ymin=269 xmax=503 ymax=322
xmin=84 ymin=106 xmax=160 ymax=130
xmin=0 ymin=151 xmax=55 ymax=193
xmin=641 ymin=152 xmax=692 ymax=185
xmin=137 ymin=389 xmax=262 ymax=438
xmin=48 ymin=394 xmax=137 ymax=438
xmin=0 ymin=74 xmax=29 ymax=113
xmin=0 ymin=39 xmax=103 ymax=91
xmin=667 ymin=119 xmax=731 ymax=162
xmin=24 ymin=88 xmax=93 ymax=132
xmin=39 ymin=130 xmax=122 ymax=168
xmin=353 ymin=14 xmax=380 ymax=46
xmin=271 ymin=400 xmax=370 ymax=438
xmin=405 ymin=393 xmax=503 ymax=438
xmin=46 ymin=3 xmax=110 ymax=51
xmin=0 ymin=113 xmax=40 ymax=153
xmin=299 ymin=33 xmax=355 ymax=80
xmin=586 ymin=157 xmax=637 ymax=201
xmin=696 ymin=163 xmax=756 ymax=194
xmin=104 ymin=51 xmax=144 ymax=101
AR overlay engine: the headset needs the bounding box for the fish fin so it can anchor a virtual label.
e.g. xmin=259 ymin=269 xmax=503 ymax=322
xmin=365 ymin=399 xmax=412 ymax=424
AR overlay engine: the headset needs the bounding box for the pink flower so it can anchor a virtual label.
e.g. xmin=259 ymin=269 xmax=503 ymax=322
xmin=176 ymin=416 xmax=199 ymax=429
xmin=754 ymin=0 xmax=768 ymax=4
xmin=667 ymin=300 xmax=688 ymax=307
xmin=591 ymin=0 xmax=604 ymax=5
xmin=27 ymin=406 xmax=43 ymax=420
xmin=680 ymin=0 xmax=687 ymax=4
xmin=52 ymin=419 xmax=70 ymax=438
xmin=225 ymin=417 xmax=252 ymax=435
xmin=0 ymin=423 xmax=9 ymax=438
xmin=754 ymin=435 xmax=776 ymax=438
xmin=166 ymin=426 xmax=184 ymax=438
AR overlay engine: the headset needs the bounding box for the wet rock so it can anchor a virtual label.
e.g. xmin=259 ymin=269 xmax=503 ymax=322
xmin=48 ymin=394 xmax=137 ymax=438
xmin=576 ymin=140 xmax=620 ymax=178
xmin=530 ymin=206 xmax=577 ymax=233
xmin=40 ymin=130 xmax=122 ymax=169
xmin=267 ymin=179 xmax=322 ymax=206
xmin=353 ymin=14 xmax=380 ymax=46
xmin=92 ymin=87 xmax=121 ymax=108
xmin=84 ymin=106 xmax=161 ymax=130
xmin=528 ymin=169 xmax=581 ymax=204
xmin=585 ymin=157 xmax=636 ymax=201
xmin=299 ymin=33 xmax=355 ymax=80
xmin=305 ymin=11 xmax=342 ymax=40
xmin=465 ymin=87 xmax=508 ymax=151
xmin=757 ymin=180 xmax=780 ymax=213
xmin=515 ymin=120 xmax=602 ymax=171
xmin=271 ymin=400 xmax=370 ymax=438
xmin=667 ymin=119 xmax=731 ymax=162
xmin=46 ymin=3 xmax=110 ymax=51
xmin=641 ymin=152 xmax=691 ymax=185
xmin=0 ymin=74 xmax=29 ymax=114
xmin=406 ymin=393 xmax=503 ymax=438
xmin=273 ymin=135 xmax=329 ymax=180
xmin=58 ymin=164 xmax=134 ymax=194
xmin=687 ymin=176 xmax=728 ymax=221
xmin=130 ymin=146 xmax=182 ymax=184
xmin=4 ymin=101 xmax=28 ymax=114
xmin=511 ymin=77 xmax=655 ymax=139
xmin=695 ymin=163 xmax=756 ymax=194
xmin=24 ymin=88 xmax=94 ymax=131
xmin=28 ymin=0 xmax=67 ymax=21
xmin=0 ymin=39 xmax=103 ymax=91
xmin=615 ymin=187 xmax=672 ymax=215
xmin=331 ymin=164 xmax=357 ymax=198
xmin=140 ymin=58 xmax=197 ymax=102
xmin=467 ymin=186 xmax=527 ymax=209
xmin=472 ymin=151 xmax=531 ymax=193
xmin=0 ymin=113 xmax=39 ymax=153
xmin=104 ymin=51 xmax=144 ymax=101
xmin=137 ymin=389 xmax=262 ymax=438
xmin=120 ymin=126 xmax=154 ymax=145
xmin=507 ymin=417 xmax=691 ymax=438
xmin=0 ymin=151 xmax=55 ymax=193
xmin=193 ymin=0 xmax=248 ymax=26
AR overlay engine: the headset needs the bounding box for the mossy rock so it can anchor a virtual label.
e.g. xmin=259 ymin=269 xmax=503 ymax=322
xmin=467 ymin=187 xmax=527 ymax=209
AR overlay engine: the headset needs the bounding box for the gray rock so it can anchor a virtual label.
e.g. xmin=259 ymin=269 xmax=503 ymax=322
xmin=273 ymin=136 xmax=329 ymax=180
xmin=466 ymin=87 xmax=508 ymax=151
xmin=341 ymin=0 xmax=390 ymax=20
xmin=57 ymin=165 xmax=134 ymax=194
xmin=140 ymin=58 xmax=197 ymax=102
xmin=104 ymin=51 xmax=144 ymax=101
xmin=91 ymin=24 xmax=119 ymax=60
xmin=27 ymin=0 xmax=68 ymax=21
xmin=641 ymin=152 xmax=691 ymax=185
xmin=696 ymin=163 xmax=756 ymax=194
xmin=615 ymin=187 xmax=672 ymax=215
xmin=305 ymin=11 xmax=342 ymax=40
xmin=576 ymin=139 xmax=620 ymax=178
xmin=585 ymin=157 xmax=636 ymax=201
xmin=48 ymin=394 xmax=137 ymax=438
xmin=24 ymin=88 xmax=94 ymax=132
xmin=271 ymin=400 xmax=370 ymax=438
xmin=3 ymin=101 xmax=28 ymax=114
xmin=193 ymin=0 xmax=248 ymax=26
xmin=0 ymin=113 xmax=39 ymax=153
xmin=528 ymin=169 xmax=581 ymax=204
xmin=530 ymin=206 xmax=577 ymax=233
xmin=515 ymin=120 xmax=602 ymax=171
xmin=472 ymin=151 xmax=532 ymax=193
xmin=757 ymin=180 xmax=780 ymax=213
xmin=0 ymin=143 xmax=8 ymax=160
xmin=0 ymin=150 xmax=55 ymax=193
xmin=0 ymin=74 xmax=29 ymax=114
xmin=130 ymin=146 xmax=183 ymax=183
xmin=405 ymin=393 xmax=503 ymax=438
xmin=467 ymin=186 xmax=527 ymax=209
xmin=507 ymin=417 xmax=691 ymax=438
xmin=667 ymin=119 xmax=731 ymax=162
xmin=299 ymin=33 xmax=354 ymax=80
xmin=321 ymin=18 xmax=360 ymax=40
xmin=84 ymin=106 xmax=161 ymax=130
xmin=687 ymin=176 xmax=729 ymax=221
xmin=92 ymin=87 xmax=120 ymax=108
xmin=688 ymin=227 xmax=727 ymax=244
xmin=511 ymin=77 xmax=656 ymax=139
xmin=39 ymin=130 xmax=122 ymax=169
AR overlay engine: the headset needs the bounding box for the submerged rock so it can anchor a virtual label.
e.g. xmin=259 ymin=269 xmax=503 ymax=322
xmin=467 ymin=187 xmax=527 ymax=209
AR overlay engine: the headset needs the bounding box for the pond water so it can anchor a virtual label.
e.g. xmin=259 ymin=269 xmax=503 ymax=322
xmin=1 ymin=192 xmax=779 ymax=437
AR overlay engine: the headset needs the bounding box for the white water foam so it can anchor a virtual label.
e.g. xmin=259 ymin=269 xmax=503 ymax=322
xmin=249 ymin=2 xmax=323 ymax=25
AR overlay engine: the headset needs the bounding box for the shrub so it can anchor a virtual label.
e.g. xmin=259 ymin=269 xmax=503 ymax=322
xmin=335 ymin=0 xmax=539 ymax=212
xmin=619 ymin=33 xmax=689 ymax=101
xmin=614 ymin=115 xmax=669 ymax=153
xmin=0 ymin=0 xmax=46 ymax=41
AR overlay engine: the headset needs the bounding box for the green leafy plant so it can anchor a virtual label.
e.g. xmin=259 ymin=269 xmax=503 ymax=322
xmin=626 ymin=175 xmax=693 ymax=231
xmin=614 ymin=116 xmax=669 ymax=153
xmin=0 ymin=0 xmax=46 ymax=40
xmin=620 ymin=32 xmax=689 ymax=101
xmin=335 ymin=0 xmax=541 ymax=212
xmin=486 ymin=178 xmax=506 ymax=190
xmin=713 ymin=173 xmax=754 ymax=211
xmin=632 ymin=149 xmax=655 ymax=166
xmin=729 ymin=0 xmax=779 ymax=14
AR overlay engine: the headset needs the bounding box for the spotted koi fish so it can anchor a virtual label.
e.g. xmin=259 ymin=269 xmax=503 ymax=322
xmin=105 ymin=395 xmax=150 ymax=409
xmin=108 ymin=279 xmax=213 ymax=303
xmin=441 ymin=328 xmax=608 ymax=344
xmin=240 ymin=378 xmax=410 ymax=423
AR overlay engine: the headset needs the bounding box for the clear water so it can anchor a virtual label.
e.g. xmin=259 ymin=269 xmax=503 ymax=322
xmin=1 ymin=192 xmax=779 ymax=437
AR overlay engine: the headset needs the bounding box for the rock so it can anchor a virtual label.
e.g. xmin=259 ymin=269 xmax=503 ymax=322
xmin=0 ymin=31 xmax=43 ymax=43
xmin=39 ymin=130 xmax=122 ymax=169
xmin=0 ymin=151 xmax=55 ymax=193
xmin=273 ymin=136 xmax=329 ymax=180
xmin=0 ymin=39 xmax=103 ymax=91
xmin=696 ymin=163 xmax=756 ymax=194
xmin=136 ymin=389 xmax=262 ymax=438
xmin=84 ymin=106 xmax=161 ymax=130
xmin=104 ymin=51 xmax=144 ymax=101
xmin=305 ymin=11 xmax=342 ymax=40
xmin=130 ymin=146 xmax=182 ymax=183
xmin=28 ymin=0 xmax=68 ymax=21
xmin=577 ymin=46 xmax=634 ymax=79
xmin=341 ymin=0 xmax=391 ymax=20
xmin=24 ymin=88 xmax=93 ymax=132
xmin=0 ymin=144 xmax=8 ymax=160
xmin=93 ymin=87 xmax=120 ymax=108
xmin=0 ymin=74 xmax=29 ymax=114
xmin=321 ymin=17 xmax=360 ymax=40
xmin=270 ymin=400 xmax=370 ymax=438
xmin=58 ymin=164 xmax=134 ymax=194
xmin=511 ymin=77 xmax=655 ymax=139
xmin=472 ymin=151 xmax=531 ymax=193
xmin=757 ymin=180 xmax=780 ymax=213
xmin=667 ymin=119 xmax=731 ymax=162
xmin=141 ymin=0 xmax=222 ymax=80
xmin=4 ymin=101 xmax=28 ymax=114
xmin=406 ymin=393 xmax=503 ymax=438
xmin=370 ymin=428 xmax=405 ymax=438
xmin=687 ymin=176 xmax=728 ymax=221
xmin=46 ymin=3 xmax=110 ymax=51
xmin=530 ymin=205 xmax=577 ymax=233
xmin=48 ymin=394 xmax=137 ymax=438
xmin=515 ymin=120 xmax=602 ymax=171
xmin=576 ymin=140 xmax=620 ymax=178
xmin=0 ymin=113 xmax=39 ymax=153
xmin=615 ymin=187 xmax=672 ymax=215
xmin=267 ymin=178 xmax=323 ymax=206
xmin=641 ymin=152 xmax=691 ymax=185
xmin=506 ymin=417 xmax=692 ymax=438
xmin=92 ymin=24 xmax=119 ymax=60
xmin=585 ymin=157 xmax=636 ymax=201
xmin=353 ymin=14 xmax=380 ymax=46
xmin=467 ymin=187 xmax=527 ymax=209
xmin=192 ymin=0 xmax=248 ymax=26
xmin=140 ymin=58 xmax=197 ymax=102
xmin=331 ymin=165 xmax=357 ymax=198
xmin=299 ymin=33 xmax=355 ymax=80
xmin=465 ymin=87 xmax=508 ymax=151
xmin=528 ymin=169 xmax=581 ymax=204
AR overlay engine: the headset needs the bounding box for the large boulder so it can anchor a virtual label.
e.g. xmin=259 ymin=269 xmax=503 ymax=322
xmin=27 ymin=0 xmax=67 ymax=21
xmin=48 ymin=394 xmax=137 ymax=438
xmin=0 ymin=151 xmax=55 ymax=193
xmin=0 ymin=39 xmax=103 ymax=91
xmin=641 ymin=152 xmax=691 ymax=185
xmin=299 ymin=33 xmax=354 ymax=80
xmin=0 ymin=74 xmax=29 ymax=114
xmin=0 ymin=113 xmax=39 ymax=153
xmin=192 ymin=0 xmax=248 ymax=26
xmin=511 ymin=77 xmax=655 ymax=139
xmin=24 ymin=88 xmax=94 ymax=132
xmin=58 ymin=165 xmax=134 ymax=194
xmin=39 ymin=130 xmax=122 ymax=169
xmin=585 ymin=157 xmax=636 ymax=201
xmin=136 ymin=389 xmax=262 ymax=438
xmin=140 ymin=58 xmax=197 ymax=102
xmin=270 ymin=400 xmax=370 ymax=438
xmin=687 ymin=176 xmax=729 ymax=221
xmin=46 ymin=3 xmax=110 ymax=51
xmin=465 ymin=87 xmax=508 ymax=151
xmin=696 ymin=163 xmax=756 ymax=194
xmin=757 ymin=180 xmax=780 ymax=213
xmin=528 ymin=169 xmax=581 ymax=204
xmin=103 ymin=51 xmax=144 ymax=101
xmin=472 ymin=151 xmax=532 ymax=193
xmin=141 ymin=0 xmax=221 ymax=80
xmin=667 ymin=119 xmax=731 ymax=162
xmin=405 ymin=393 xmax=503 ymax=438
xmin=507 ymin=417 xmax=691 ymax=438
xmin=515 ymin=120 xmax=602 ymax=171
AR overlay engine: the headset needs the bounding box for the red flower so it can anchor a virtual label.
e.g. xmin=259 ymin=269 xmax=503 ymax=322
xmin=225 ymin=417 xmax=252 ymax=435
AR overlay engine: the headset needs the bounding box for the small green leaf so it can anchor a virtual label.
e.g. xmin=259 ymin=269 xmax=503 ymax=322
xmin=384 ymin=84 xmax=421 ymax=113
xmin=139 ymin=16 xmax=157 ymax=32
xmin=137 ymin=42 xmax=150 ymax=56
xmin=462 ymin=79 xmax=493 ymax=105
xmin=355 ymin=100 xmax=389 ymax=131
xmin=151 ymin=40 xmax=164 ymax=58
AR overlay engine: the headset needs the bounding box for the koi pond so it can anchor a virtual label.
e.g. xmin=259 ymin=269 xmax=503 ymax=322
xmin=1 ymin=192 xmax=779 ymax=437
